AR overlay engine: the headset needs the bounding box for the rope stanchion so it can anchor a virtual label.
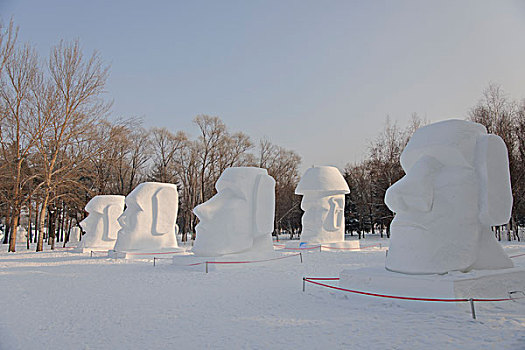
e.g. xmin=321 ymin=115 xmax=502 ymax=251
xmin=90 ymin=250 xmax=108 ymax=258
xmin=302 ymin=277 xmax=515 ymax=319
xmin=152 ymin=256 xmax=173 ymax=266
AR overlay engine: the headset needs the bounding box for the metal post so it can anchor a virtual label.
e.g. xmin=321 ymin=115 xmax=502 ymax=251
xmin=299 ymin=252 xmax=303 ymax=263
xmin=469 ymin=299 xmax=476 ymax=319
xmin=319 ymin=245 xmax=322 ymax=252
xmin=90 ymin=250 xmax=93 ymax=258
xmin=153 ymin=257 xmax=156 ymax=267
xmin=205 ymin=261 xmax=209 ymax=273
xmin=303 ymin=277 xmax=306 ymax=292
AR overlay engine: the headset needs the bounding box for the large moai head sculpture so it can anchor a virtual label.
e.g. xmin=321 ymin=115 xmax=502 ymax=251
xmin=296 ymin=166 xmax=350 ymax=244
xmin=79 ymin=195 xmax=125 ymax=250
xmin=192 ymin=167 xmax=276 ymax=257
xmin=114 ymin=182 xmax=179 ymax=252
xmin=384 ymin=119 xmax=514 ymax=274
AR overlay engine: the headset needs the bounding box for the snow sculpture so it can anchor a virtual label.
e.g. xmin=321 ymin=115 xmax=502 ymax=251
xmin=385 ymin=119 xmax=514 ymax=274
xmin=16 ymin=226 xmax=27 ymax=245
xmin=192 ymin=167 xmax=276 ymax=257
xmin=67 ymin=226 xmax=81 ymax=247
xmin=77 ymin=195 xmax=125 ymax=251
xmin=113 ymin=182 xmax=179 ymax=252
xmin=296 ymin=166 xmax=350 ymax=243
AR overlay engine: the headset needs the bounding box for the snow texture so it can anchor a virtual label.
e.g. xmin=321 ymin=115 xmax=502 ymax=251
xmin=1 ymin=237 xmax=524 ymax=350
xmin=113 ymin=182 xmax=180 ymax=253
xmin=76 ymin=195 xmax=125 ymax=252
xmin=385 ymin=119 xmax=514 ymax=274
xmin=296 ymin=166 xmax=350 ymax=244
xmin=192 ymin=167 xmax=276 ymax=257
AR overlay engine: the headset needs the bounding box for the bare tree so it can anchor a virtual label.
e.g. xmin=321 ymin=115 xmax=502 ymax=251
xmin=0 ymin=19 xmax=18 ymax=77
xmin=255 ymin=139 xmax=301 ymax=237
xmin=150 ymin=127 xmax=187 ymax=183
xmin=34 ymin=40 xmax=110 ymax=251
xmin=0 ymin=44 xmax=46 ymax=251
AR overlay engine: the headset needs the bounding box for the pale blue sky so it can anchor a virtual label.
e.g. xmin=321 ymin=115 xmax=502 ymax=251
xmin=2 ymin=0 xmax=525 ymax=172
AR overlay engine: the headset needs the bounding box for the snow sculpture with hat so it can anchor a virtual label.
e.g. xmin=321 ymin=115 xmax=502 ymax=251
xmin=296 ymin=166 xmax=350 ymax=244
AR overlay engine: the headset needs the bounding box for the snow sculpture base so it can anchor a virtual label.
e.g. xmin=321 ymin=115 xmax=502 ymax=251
xmin=283 ymin=240 xmax=360 ymax=250
xmin=108 ymin=247 xmax=186 ymax=259
xmin=339 ymin=267 xmax=525 ymax=311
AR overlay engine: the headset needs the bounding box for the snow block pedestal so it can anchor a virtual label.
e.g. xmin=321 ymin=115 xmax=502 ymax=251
xmin=339 ymin=267 xmax=525 ymax=311
xmin=283 ymin=240 xmax=360 ymax=250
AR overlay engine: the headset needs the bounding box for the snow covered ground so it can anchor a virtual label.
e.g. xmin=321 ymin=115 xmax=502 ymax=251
xmin=1 ymin=236 xmax=524 ymax=349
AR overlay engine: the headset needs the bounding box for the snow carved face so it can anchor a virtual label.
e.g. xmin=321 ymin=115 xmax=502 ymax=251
xmin=115 ymin=182 xmax=179 ymax=251
xmin=192 ymin=167 xmax=275 ymax=257
xmin=79 ymin=195 xmax=124 ymax=249
xmin=300 ymin=193 xmax=345 ymax=243
xmin=384 ymin=119 xmax=513 ymax=274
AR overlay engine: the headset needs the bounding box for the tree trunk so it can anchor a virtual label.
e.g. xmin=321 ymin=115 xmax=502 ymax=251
xmin=8 ymin=213 xmax=20 ymax=252
xmin=3 ymin=207 xmax=12 ymax=244
xmin=27 ymin=200 xmax=33 ymax=249
xmin=59 ymin=203 xmax=66 ymax=242
xmin=36 ymin=192 xmax=50 ymax=252
xmin=48 ymin=206 xmax=57 ymax=250
xmin=64 ymin=216 xmax=73 ymax=247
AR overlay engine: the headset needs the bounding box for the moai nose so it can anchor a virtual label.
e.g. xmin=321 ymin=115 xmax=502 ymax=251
xmin=385 ymin=155 xmax=441 ymax=213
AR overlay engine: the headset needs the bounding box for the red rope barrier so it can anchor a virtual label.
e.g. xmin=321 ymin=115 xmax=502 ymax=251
xmin=509 ymin=252 xmax=525 ymax=258
xmin=178 ymin=253 xmax=302 ymax=267
xmin=303 ymin=277 xmax=512 ymax=303
xmin=208 ymin=253 xmax=301 ymax=265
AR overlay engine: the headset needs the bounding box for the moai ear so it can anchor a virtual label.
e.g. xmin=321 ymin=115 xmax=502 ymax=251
xmin=254 ymin=174 xmax=276 ymax=236
xmin=104 ymin=204 xmax=122 ymax=240
xmin=153 ymin=186 xmax=178 ymax=235
xmin=475 ymin=134 xmax=513 ymax=226
xmin=324 ymin=197 xmax=343 ymax=231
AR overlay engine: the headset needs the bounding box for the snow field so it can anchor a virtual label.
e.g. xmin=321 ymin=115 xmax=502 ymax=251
xmin=1 ymin=237 xmax=525 ymax=350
